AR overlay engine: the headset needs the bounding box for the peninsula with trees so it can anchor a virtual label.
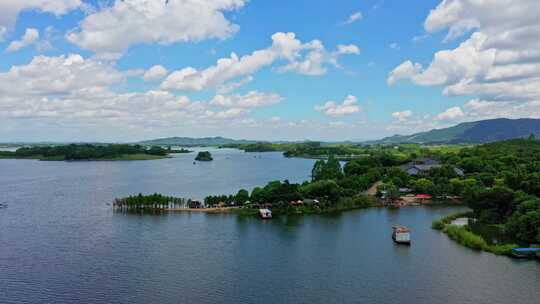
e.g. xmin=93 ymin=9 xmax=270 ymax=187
xmin=0 ymin=144 xmax=172 ymax=161
xmin=115 ymin=137 xmax=540 ymax=257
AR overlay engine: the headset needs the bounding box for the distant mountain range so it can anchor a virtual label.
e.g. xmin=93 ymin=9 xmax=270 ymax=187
xmin=137 ymin=136 xmax=259 ymax=146
xmin=370 ymin=118 xmax=540 ymax=144
xmin=135 ymin=119 xmax=540 ymax=146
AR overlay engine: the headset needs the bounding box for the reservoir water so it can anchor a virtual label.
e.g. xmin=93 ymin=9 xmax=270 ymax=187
xmin=1 ymin=149 xmax=539 ymax=304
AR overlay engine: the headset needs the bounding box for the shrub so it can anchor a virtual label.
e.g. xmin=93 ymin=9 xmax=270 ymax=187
xmin=444 ymin=225 xmax=488 ymax=250
xmin=486 ymin=244 xmax=517 ymax=256
xmin=432 ymin=220 xmax=445 ymax=230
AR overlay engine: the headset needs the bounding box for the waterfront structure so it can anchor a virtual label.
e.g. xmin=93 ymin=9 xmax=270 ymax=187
xmin=392 ymin=225 xmax=411 ymax=244
xmin=511 ymin=248 xmax=540 ymax=259
xmin=259 ymin=208 xmax=272 ymax=219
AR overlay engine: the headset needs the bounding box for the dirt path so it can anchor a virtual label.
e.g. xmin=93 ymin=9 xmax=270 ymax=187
xmin=365 ymin=181 xmax=383 ymax=196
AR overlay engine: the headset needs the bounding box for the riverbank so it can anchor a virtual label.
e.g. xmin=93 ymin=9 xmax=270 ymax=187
xmin=432 ymin=212 xmax=519 ymax=256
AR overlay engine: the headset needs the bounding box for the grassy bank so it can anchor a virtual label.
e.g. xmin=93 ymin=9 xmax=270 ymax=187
xmin=432 ymin=213 xmax=518 ymax=256
xmin=431 ymin=211 xmax=473 ymax=230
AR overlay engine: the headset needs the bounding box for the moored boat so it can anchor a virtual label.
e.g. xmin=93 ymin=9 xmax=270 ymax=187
xmin=392 ymin=225 xmax=411 ymax=244
xmin=259 ymin=208 xmax=272 ymax=219
xmin=511 ymin=248 xmax=540 ymax=259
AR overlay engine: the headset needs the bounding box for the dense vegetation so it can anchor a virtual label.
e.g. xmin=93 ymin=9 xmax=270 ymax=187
xmin=0 ymin=144 xmax=169 ymax=161
xmin=227 ymin=141 xmax=462 ymax=161
xmin=422 ymin=139 xmax=540 ymax=252
xmin=453 ymin=139 xmax=540 ymax=243
xmin=276 ymin=137 xmax=540 ymax=245
xmin=223 ymin=142 xmax=279 ymax=152
xmin=203 ymin=154 xmax=376 ymax=215
xmin=195 ymin=151 xmax=213 ymax=161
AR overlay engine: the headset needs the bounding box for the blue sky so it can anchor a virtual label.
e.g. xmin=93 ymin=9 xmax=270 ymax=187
xmin=0 ymin=0 xmax=538 ymax=142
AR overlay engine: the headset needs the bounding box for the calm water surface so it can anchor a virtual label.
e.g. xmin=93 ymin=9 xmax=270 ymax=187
xmin=1 ymin=149 xmax=539 ymax=304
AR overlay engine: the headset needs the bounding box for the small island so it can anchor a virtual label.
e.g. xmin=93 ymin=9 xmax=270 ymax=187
xmin=195 ymin=151 xmax=213 ymax=161
xmin=0 ymin=144 xmax=171 ymax=161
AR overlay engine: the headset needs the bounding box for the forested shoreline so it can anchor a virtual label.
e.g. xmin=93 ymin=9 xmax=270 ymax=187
xmin=0 ymin=144 xmax=171 ymax=161
xmin=114 ymin=138 xmax=540 ymax=247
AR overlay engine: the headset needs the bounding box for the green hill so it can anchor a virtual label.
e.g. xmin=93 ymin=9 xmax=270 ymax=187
xmin=372 ymin=118 xmax=540 ymax=144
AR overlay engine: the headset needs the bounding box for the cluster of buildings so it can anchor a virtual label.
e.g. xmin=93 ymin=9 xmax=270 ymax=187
xmin=378 ymin=157 xmax=465 ymax=207
xmin=400 ymin=157 xmax=464 ymax=177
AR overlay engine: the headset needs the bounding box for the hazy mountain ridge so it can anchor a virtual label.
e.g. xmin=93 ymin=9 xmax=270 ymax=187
xmin=371 ymin=118 xmax=540 ymax=144
xmin=137 ymin=136 xmax=260 ymax=146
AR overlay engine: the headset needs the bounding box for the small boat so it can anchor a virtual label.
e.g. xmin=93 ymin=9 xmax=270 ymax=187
xmin=392 ymin=225 xmax=411 ymax=244
xmin=259 ymin=208 xmax=272 ymax=219
xmin=511 ymin=248 xmax=540 ymax=259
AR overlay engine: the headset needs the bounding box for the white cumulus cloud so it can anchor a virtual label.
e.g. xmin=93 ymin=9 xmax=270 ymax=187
xmin=210 ymin=91 xmax=283 ymax=108
xmin=66 ymin=0 xmax=246 ymax=59
xmin=388 ymin=0 xmax=540 ymax=111
xmin=162 ymin=32 xmax=359 ymax=91
xmin=0 ymin=54 xmax=291 ymax=139
xmin=0 ymin=1 xmax=81 ymax=32
xmin=315 ymin=95 xmax=361 ymax=117
xmin=392 ymin=110 xmax=413 ymax=122
xmin=435 ymin=106 xmax=465 ymax=121
xmin=5 ymin=28 xmax=39 ymax=53
xmin=143 ymin=65 xmax=168 ymax=82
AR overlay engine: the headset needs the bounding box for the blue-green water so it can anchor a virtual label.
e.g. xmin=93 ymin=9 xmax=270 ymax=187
xmin=1 ymin=149 xmax=539 ymax=304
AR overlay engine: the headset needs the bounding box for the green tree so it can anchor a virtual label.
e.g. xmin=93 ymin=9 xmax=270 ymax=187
xmin=413 ymin=178 xmax=434 ymax=193
xmin=312 ymin=160 xmax=326 ymax=181
xmin=505 ymin=198 xmax=540 ymax=242
xmin=323 ymin=154 xmax=343 ymax=180
xmin=251 ymin=187 xmax=265 ymax=203
xmin=300 ymin=180 xmax=342 ymax=203
xmin=234 ymin=189 xmax=250 ymax=205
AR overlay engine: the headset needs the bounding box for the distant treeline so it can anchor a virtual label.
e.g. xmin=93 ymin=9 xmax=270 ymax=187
xmin=225 ymin=141 xmax=403 ymax=159
xmin=0 ymin=144 xmax=169 ymax=161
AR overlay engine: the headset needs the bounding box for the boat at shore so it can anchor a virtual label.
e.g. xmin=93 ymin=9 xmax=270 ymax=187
xmin=511 ymin=248 xmax=540 ymax=259
xmin=392 ymin=225 xmax=411 ymax=244
xmin=259 ymin=208 xmax=272 ymax=219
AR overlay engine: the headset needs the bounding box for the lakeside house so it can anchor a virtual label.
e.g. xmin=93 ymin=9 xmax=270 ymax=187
xmin=401 ymin=157 xmax=464 ymax=176
xmin=289 ymin=199 xmax=320 ymax=206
